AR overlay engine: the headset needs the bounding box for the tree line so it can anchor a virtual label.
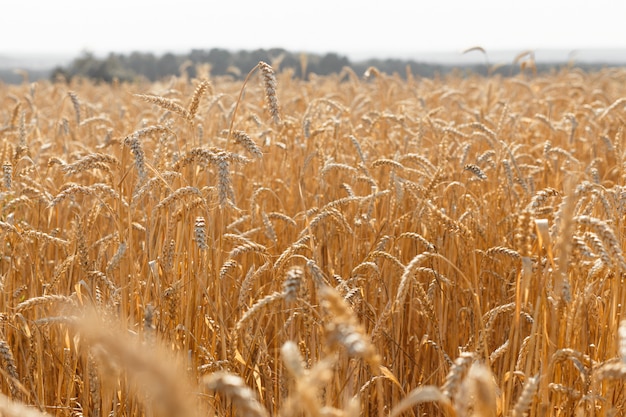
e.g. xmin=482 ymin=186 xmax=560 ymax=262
xmin=49 ymin=48 xmax=460 ymax=83
xmin=1 ymin=48 xmax=622 ymax=84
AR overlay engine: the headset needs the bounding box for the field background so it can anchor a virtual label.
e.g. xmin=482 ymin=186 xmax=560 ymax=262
xmin=1 ymin=62 xmax=626 ymax=417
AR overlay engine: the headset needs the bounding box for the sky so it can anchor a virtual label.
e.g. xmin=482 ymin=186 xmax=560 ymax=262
xmin=1 ymin=0 xmax=626 ymax=63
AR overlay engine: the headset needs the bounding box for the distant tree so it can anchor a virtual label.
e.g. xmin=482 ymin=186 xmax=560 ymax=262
xmin=71 ymin=51 xmax=104 ymax=80
xmin=128 ymin=52 xmax=158 ymax=81
xmin=50 ymin=66 xmax=71 ymax=83
xmin=186 ymin=49 xmax=209 ymax=78
xmin=189 ymin=49 xmax=211 ymax=65
xmin=207 ymin=48 xmax=232 ymax=75
xmin=277 ymin=53 xmax=303 ymax=77
xmin=235 ymin=49 xmax=270 ymax=75
xmin=100 ymin=53 xmax=134 ymax=82
xmin=157 ymin=53 xmax=181 ymax=78
xmin=319 ymin=53 xmax=350 ymax=75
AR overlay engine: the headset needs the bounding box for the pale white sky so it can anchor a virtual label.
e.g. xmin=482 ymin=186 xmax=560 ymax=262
xmin=2 ymin=0 xmax=626 ymax=61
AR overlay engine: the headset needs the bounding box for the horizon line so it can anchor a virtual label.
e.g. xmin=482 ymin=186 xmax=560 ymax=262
xmin=1 ymin=47 xmax=626 ymax=70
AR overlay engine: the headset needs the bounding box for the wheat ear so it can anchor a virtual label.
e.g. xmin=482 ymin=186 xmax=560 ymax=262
xmin=258 ymin=61 xmax=281 ymax=124
xmin=232 ymin=130 xmax=263 ymax=158
xmin=134 ymin=93 xmax=192 ymax=120
xmin=319 ymin=285 xmax=380 ymax=367
xmin=0 ymin=338 xmax=19 ymax=397
xmin=511 ymin=375 xmax=539 ymax=417
xmin=187 ymin=79 xmax=212 ymax=120
xmin=68 ymin=91 xmax=81 ymax=124
xmin=442 ymin=352 xmax=475 ymax=400
xmin=2 ymin=162 xmax=12 ymax=190
xmin=204 ymin=372 xmax=269 ymax=417
xmin=227 ymin=61 xmax=281 ymax=141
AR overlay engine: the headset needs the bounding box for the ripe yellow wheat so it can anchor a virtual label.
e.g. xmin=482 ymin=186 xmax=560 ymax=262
xmin=1 ymin=62 xmax=626 ymax=416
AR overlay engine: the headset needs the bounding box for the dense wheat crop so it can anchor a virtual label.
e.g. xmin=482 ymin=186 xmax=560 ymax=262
xmin=1 ymin=62 xmax=626 ymax=417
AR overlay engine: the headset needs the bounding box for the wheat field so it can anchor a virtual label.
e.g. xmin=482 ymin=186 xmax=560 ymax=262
xmin=1 ymin=62 xmax=626 ymax=417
